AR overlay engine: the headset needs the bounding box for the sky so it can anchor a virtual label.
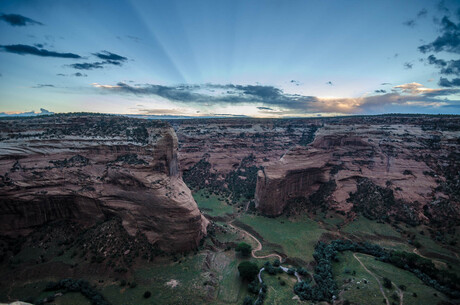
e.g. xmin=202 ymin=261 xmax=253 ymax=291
xmin=0 ymin=0 xmax=459 ymax=118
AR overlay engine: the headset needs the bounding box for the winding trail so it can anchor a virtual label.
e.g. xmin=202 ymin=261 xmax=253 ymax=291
xmin=228 ymin=221 xmax=283 ymax=262
xmin=352 ymin=253 xmax=391 ymax=305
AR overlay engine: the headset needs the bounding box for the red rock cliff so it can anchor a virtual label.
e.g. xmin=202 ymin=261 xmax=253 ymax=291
xmin=255 ymin=123 xmax=459 ymax=221
xmin=0 ymin=115 xmax=208 ymax=252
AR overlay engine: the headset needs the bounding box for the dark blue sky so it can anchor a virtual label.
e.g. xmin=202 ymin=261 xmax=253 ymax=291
xmin=0 ymin=0 xmax=459 ymax=117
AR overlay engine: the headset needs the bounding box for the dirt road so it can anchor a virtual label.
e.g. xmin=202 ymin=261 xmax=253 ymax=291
xmin=228 ymin=222 xmax=283 ymax=262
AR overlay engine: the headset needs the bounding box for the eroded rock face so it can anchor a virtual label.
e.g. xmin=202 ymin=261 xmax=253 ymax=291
xmin=255 ymin=121 xmax=460 ymax=224
xmin=0 ymin=115 xmax=207 ymax=252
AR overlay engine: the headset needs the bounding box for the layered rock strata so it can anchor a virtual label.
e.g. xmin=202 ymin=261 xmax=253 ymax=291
xmin=255 ymin=122 xmax=460 ymax=223
xmin=0 ymin=115 xmax=208 ymax=252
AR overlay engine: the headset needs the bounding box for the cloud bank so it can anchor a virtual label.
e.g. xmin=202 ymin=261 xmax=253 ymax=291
xmin=68 ymin=51 xmax=128 ymax=70
xmin=92 ymin=82 xmax=459 ymax=116
xmin=0 ymin=44 xmax=81 ymax=58
xmin=0 ymin=13 xmax=42 ymax=26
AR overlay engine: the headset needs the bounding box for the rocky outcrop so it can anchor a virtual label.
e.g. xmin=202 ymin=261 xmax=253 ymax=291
xmin=255 ymin=147 xmax=329 ymax=215
xmin=255 ymin=122 xmax=460 ymax=223
xmin=0 ymin=115 xmax=207 ymax=252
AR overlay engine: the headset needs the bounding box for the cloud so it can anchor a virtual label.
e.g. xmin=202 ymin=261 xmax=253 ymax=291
xmin=418 ymin=16 xmax=460 ymax=87
xmin=68 ymin=51 xmax=128 ymax=70
xmin=417 ymin=8 xmax=428 ymax=18
xmin=403 ymin=20 xmax=416 ymax=27
xmin=117 ymin=35 xmax=142 ymax=43
xmin=290 ymin=80 xmax=300 ymax=86
xmin=68 ymin=62 xmax=105 ymax=70
xmin=0 ymin=44 xmax=81 ymax=58
xmin=0 ymin=13 xmax=42 ymax=26
xmin=32 ymin=84 xmax=55 ymax=88
xmin=0 ymin=108 xmax=53 ymax=117
xmin=381 ymin=82 xmax=391 ymax=85
xmin=437 ymin=1 xmax=450 ymax=14
xmin=92 ymin=82 xmax=460 ymax=114
xmin=419 ymin=16 xmax=459 ymax=54
xmin=403 ymin=8 xmax=428 ymax=27
xmin=93 ymin=51 xmax=127 ymax=63
xmin=57 ymin=72 xmax=88 ymax=77
xmin=439 ymin=77 xmax=460 ymax=87
xmin=427 ymin=55 xmax=460 ymax=75
xmin=393 ymin=82 xmax=459 ymax=96
xmin=404 ymin=62 xmax=413 ymax=69
xmin=326 ymin=81 xmax=333 ymax=86
xmin=374 ymin=89 xmax=386 ymax=93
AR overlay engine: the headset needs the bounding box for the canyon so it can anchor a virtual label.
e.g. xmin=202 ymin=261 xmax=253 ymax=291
xmin=1 ymin=114 xmax=459 ymax=305
xmin=174 ymin=116 xmax=460 ymax=227
xmin=0 ymin=115 xmax=208 ymax=252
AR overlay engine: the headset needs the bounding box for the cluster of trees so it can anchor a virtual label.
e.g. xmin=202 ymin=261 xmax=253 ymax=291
xmin=294 ymin=241 xmax=338 ymax=301
xmin=239 ymin=256 xmax=312 ymax=305
xmin=299 ymin=126 xmax=319 ymax=146
xmin=42 ymin=278 xmax=110 ymax=305
xmin=349 ymin=178 xmax=420 ymax=226
xmin=263 ymin=261 xmax=283 ymax=275
xmin=235 ymin=242 xmax=252 ymax=257
xmin=293 ymin=239 xmax=460 ymax=302
xmin=225 ymin=154 xmax=260 ymax=203
xmin=126 ymin=126 xmax=149 ymax=144
xmin=238 ymin=261 xmax=259 ymax=281
xmin=183 ymin=154 xmax=261 ymax=204
xmin=387 ymin=251 xmax=460 ymax=298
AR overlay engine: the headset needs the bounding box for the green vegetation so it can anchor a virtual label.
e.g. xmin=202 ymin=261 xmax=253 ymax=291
xmin=332 ymin=251 xmax=388 ymax=305
xmin=294 ymin=240 xmax=460 ymax=302
xmin=238 ymin=261 xmax=259 ymax=281
xmin=343 ymin=217 xmax=401 ymax=238
xmin=184 ymin=154 xmax=260 ymax=205
xmin=236 ymin=243 xmax=252 ymax=257
xmin=238 ymin=214 xmax=326 ymax=261
xmin=42 ymin=278 xmax=110 ymax=305
xmin=193 ymin=189 xmax=234 ymax=217
xmin=357 ymin=253 xmax=452 ymax=305
xmin=263 ymin=272 xmax=298 ymax=305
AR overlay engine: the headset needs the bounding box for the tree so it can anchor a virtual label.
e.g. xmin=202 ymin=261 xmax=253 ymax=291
xmin=143 ymin=291 xmax=151 ymax=298
xmin=247 ymin=280 xmax=260 ymax=294
xmin=243 ymin=296 xmax=254 ymax=305
xmin=238 ymin=261 xmax=259 ymax=281
xmin=297 ymin=267 xmax=308 ymax=276
xmin=236 ymin=242 xmax=252 ymax=257
xmin=383 ymin=277 xmax=392 ymax=289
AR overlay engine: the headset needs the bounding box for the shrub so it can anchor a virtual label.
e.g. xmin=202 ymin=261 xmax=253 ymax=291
xmin=143 ymin=291 xmax=151 ymax=298
xmin=296 ymin=267 xmax=308 ymax=276
xmin=243 ymin=296 xmax=254 ymax=305
xmin=248 ymin=280 xmax=260 ymax=294
xmin=383 ymin=277 xmax=392 ymax=289
xmin=236 ymin=242 xmax=252 ymax=257
xmin=238 ymin=261 xmax=259 ymax=281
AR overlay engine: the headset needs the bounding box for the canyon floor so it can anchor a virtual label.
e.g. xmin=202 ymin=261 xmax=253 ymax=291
xmin=0 ymin=114 xmax=459 ymax=305
xmin=1 ymin=190 xmax=457 ymax=305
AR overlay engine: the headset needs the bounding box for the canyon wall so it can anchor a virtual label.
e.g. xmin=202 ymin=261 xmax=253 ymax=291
xmin=255 ymin=121 xmax=460 ymax=224
xmin=0 ymin=115 xmax=208 ymax=252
